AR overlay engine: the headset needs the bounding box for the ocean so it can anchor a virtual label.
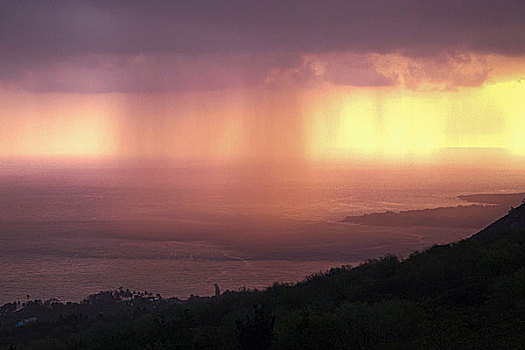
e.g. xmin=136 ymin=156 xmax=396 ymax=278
xmin=1 ymin=163 xmax=524 ymax=304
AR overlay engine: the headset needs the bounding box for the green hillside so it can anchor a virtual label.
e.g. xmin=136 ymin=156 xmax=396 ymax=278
xmin=2 ymin=203 xmax=525 ymax=349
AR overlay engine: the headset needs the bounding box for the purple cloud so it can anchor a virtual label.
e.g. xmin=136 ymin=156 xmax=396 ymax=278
xmin=1 ymin=1 xmax=523 ymax=92
xmin=2 ymin=1 xmax=525 ymax=58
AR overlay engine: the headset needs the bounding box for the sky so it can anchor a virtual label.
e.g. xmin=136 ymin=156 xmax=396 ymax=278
xmin=1 ymin=1 xmax=525 ymax=163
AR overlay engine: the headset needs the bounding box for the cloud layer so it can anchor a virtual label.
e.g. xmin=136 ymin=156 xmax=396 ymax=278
xmin=2 ymin=1 xmax=525 ymax=56
xmin=1 ymin=1 xmax=524 ymax=92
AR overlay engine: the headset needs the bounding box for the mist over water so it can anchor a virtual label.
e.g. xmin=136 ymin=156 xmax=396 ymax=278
xmin=1 ymin=162 xmax=525 ymax=304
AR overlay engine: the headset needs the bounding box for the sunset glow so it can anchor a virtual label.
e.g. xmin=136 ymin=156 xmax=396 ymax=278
xmin=3 ymin=2 xmax=525 ymax=345
xmin=1 ymin=53 xmax=524 ymax=161
xmin=306 ymin=77 xmax=525 ymax=160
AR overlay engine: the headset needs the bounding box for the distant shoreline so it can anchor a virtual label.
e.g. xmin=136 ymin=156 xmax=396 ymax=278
xmin=343 ymin=192 xmax=525 ymax=228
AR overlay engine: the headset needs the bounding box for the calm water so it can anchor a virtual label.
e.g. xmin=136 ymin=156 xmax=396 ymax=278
xmin=1 ymin=163 xmax=525 ymax=304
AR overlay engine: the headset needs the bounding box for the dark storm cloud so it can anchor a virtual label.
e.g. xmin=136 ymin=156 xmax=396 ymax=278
xmin=3 ymin=54 xmax=271 ymax=93
xmin=1 ymin=53 xmax=319 ymax=93
xmin=0 ymin=0 xmax=524 ymax=92
xmin=2 ymin=0 xmax=524 ymax=58
xmin=321 ymin=54 xmax=395 ymax=87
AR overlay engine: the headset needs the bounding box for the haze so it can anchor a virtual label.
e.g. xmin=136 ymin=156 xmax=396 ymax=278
xmin=1 ymin=1 xmax=525 ymax=302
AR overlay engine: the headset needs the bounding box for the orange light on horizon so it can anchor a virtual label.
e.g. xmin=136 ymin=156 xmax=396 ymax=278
xmin=0 ymin=53 xmax=524 ymax=163
xmin=303 ymin=76 xmax=525 ymax=161
xmin=0 ymin=91 xmax=118 ymax=157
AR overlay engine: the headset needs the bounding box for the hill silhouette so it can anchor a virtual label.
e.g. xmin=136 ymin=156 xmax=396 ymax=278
xmin=473 ymin=200 xmax=525 ymax=240
xmin=2 ymin=202 xmax=525 ymax=349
